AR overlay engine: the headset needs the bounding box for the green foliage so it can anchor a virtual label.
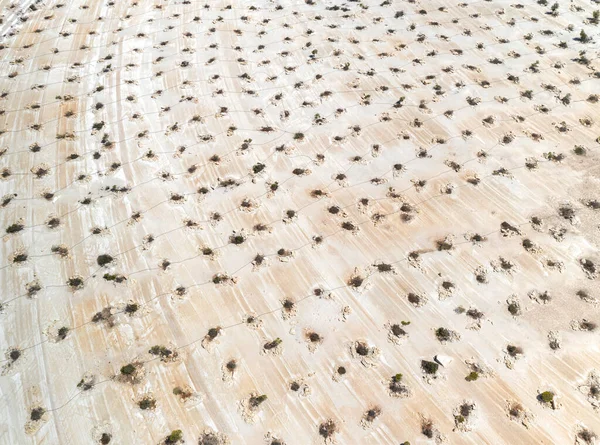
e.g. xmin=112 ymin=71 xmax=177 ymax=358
xmin=435 ymin=327 xmax=451 ymax=342
xmin=57 ymin=326 xmax=69 ymax=340
xmin=421 ymin=360 xmax=439 ymax=375
xmin=466 ymin=371 xmax=479 ymax=382
xmin=124 ymin=303 xmax=139 ymax=314
xmin=172 ymin=386 xmax=193 ymax=400
xmin=508 ymin=302 xmax=520 ymax=315
xmin=264 ymin=338 xmax=282 ymax=350
xmin=30 ymin=407 xmax=45 ymax=421
xmin=580 ymin=29 xmax=590 ymax=42
xmin=97 ymin=254 xmax=114 ymax=266
xmin=250 ymin=394 xmax=268 ymax=407
xmin=149 ymin=345 xmax=174 ymax=359
xmin=120 ymin=364 xmax=136 ymax=375
xmin=540 ymin=391 xmax=554 ymax=403
xmin=6 ymin=223 xmax=24 ymax=234
xmin=166 ymin=430 xmax=183 ymax=444
xmin=138 ymin=396 xmax=156 ymax=410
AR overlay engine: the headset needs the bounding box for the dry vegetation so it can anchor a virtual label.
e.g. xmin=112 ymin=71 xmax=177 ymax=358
xmin=0 ymin=0 xmax=599 ymax=443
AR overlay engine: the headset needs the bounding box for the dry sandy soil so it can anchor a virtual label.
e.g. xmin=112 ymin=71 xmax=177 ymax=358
xmin=0 ymin=0 xmax=599 ymax=443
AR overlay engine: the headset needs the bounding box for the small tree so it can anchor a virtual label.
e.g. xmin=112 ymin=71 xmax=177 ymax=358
xmin=138 ymin=396 xmax=156 ymax=410
xmin=539 ymin=391 xmax=554 ymax=403
xmin=124 ymin=303 xmax=139 ymax=315
xmin=97 ymin=254 xmax=114 ymax=266
xmin=166 ymin=430 xmax=183 ymax=444
xmin=264 ymin=338 xmax=282 ymax=350
xmin=250 ymin=394 xmax=268 ymax=407
xmin=421 ymin=360 xmax=439 ymax=375
xmin=580 ymin=29 xmax=590 ymax=43
xmin=465 ymin=371 xmax=479 ymax=382
xmin=30 ymin=407 xmax=45 ymax=421
xmin=120 ymin=364 xmax=136 ymax=375
xmin=57 ymin=326 xmax=69 ymax=340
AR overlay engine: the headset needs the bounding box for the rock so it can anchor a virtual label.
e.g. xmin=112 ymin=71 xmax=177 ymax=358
xmin=434 ymin=355 xmax=453 ymax=367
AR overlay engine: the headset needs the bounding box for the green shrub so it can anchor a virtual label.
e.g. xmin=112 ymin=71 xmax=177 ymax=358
xmin=540 ymin=391 xmax=554 ymax=403
xmin=580 ymin=30 xmax=590 ymax=42
xmin=30 ymin=407 xmax=45 ymax=421
xmin=57 ymin=326 xmax=69 ymax=340
xmin=421 ymin=360 xmax=439 ymax=375
xmin=250 ymin=394 xmax=268 ymax=407
xmin=465 ymin=371 xmax=479 ymax=382
xmin=120 ymin=364 xmax=136 ymax=375
xmin=435 ymin=327 xmax=451 ymax=342
xmin=6 ymin=223 xmax=24 ymax=234
xmin=138 ymin=396 xmax=156 ymax=410
xmin=264 ymin=338 xmax=282 ymax=350
xmin=166 ymin=430 xmax=183 ymax=444
xmin=97 ymin=254 xmax=114 ymax=266
xmin=124 ymin=303 xmax=139 ymax=314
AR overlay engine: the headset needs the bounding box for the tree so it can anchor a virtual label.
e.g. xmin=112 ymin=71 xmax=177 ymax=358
xmin=540 ymin=391 xmax=554 ymax=403
xmin=465 ymin=371 xmax=479 ymax=381
xmin=120 ymin=364 xmax=136 ymax=375
xmin=580 ymin=29 xmax=591 ymax=43
xmin=250 ymin=394 xmax=268 ymax=407
xmin=166 ymin=430 xmax=183 ymax=444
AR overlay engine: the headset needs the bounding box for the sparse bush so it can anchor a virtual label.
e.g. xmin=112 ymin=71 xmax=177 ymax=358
xmin=124 ymin=303 xmax=139 ymax=315
xmin=421 ymin=360 xmax=439 ymax=374
xmin=507 ymin=345 xmax=523 ymax=357
xmin=264 ymin=338 xmax=282 ymax=350
xmin=97 ymin=254 xmax=114 ymax=267
xmin=249 ymin=394 xmax=268 ymax=407
xmin=30 ymin=407 xmax=45 ymax=421
xmin=120 ymin=364 xmax=136 ymax=375
xmin=435 ymin=327 xmax=451 ymax=342
xmin=166 ymin=430 xmax=183 ymax=444
xmin=319 ymin=419 xmax=338 ymax=439
xmin=466 ymin=371 xmax=479 ymax=381
xmin=539 ymin=391 xmax=554 ymax=403
xmin=579 ymin=30 xmax=591 ymax=43
xmin=6 ymin=223 xmax=24 ymax=234
xmin=138 ymin=396 xmax=156 ymax=410
xmin=57 ymin=326 xmax=69 ymax=340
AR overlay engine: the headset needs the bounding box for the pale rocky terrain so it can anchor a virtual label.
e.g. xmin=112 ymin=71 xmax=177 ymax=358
xmin=0 ymin=0 xmax=599 ymax=444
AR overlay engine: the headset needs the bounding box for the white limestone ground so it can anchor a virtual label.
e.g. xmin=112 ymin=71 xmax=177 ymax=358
xmin=0 ymin=0 xmax=599 ymax=444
